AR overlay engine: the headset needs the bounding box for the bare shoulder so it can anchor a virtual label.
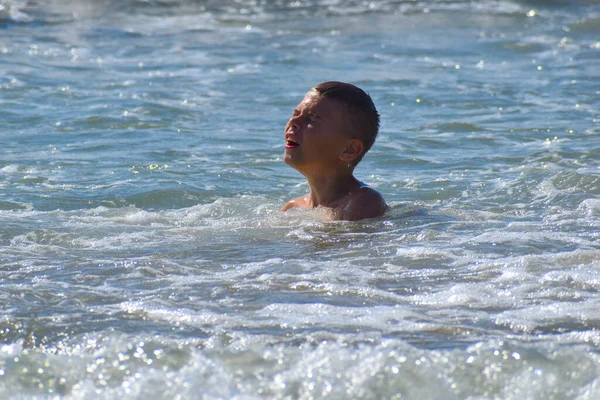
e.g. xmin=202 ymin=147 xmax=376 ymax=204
xmin=280 ymin=194 xmax=310 ymax=211
xmin=338 ymin=187 xmax=387 ymax=221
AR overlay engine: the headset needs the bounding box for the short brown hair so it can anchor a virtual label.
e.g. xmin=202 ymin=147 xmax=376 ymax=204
xmin=313 ymin=81 xmax=380 ymax=164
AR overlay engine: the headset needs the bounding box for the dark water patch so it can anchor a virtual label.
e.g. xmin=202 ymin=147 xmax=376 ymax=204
xmin=125 ymin=189 xmax=217 ymax=210
xmin=567 ymin=15 xmax=600 ymax=34
xmin=550 ymin=171 xmax=600 ymax=195
xmin=0 ymin=201 xmax=28 ymax=211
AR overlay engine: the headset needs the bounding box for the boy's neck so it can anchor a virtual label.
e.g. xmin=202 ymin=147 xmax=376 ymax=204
xmin=305 ymin=171 xmax=360 ymax=208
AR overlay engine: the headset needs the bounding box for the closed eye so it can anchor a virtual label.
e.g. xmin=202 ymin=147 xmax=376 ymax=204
xmin=308 ymin=112 xmax=321 ymax=121
xmin=290 ymin=109 xmax=320 ymax=126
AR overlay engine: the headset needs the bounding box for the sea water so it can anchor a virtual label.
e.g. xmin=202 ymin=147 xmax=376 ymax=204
xmin=1 ymin=0 xmax=599 ymax=398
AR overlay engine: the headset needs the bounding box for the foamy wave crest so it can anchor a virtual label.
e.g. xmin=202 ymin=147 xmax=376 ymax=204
xmin=0 ymin=0 xmax=33 ymax=23
xmin=1 ymin=334 xmax=598 ymax=399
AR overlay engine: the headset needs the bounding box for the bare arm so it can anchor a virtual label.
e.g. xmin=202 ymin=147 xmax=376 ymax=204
xmin=280 ymin=195 xmax=310 ymax=212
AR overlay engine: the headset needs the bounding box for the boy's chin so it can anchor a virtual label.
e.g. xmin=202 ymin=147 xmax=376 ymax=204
xmin=283 ymin=155 xmax=308 ymax=173
xmin=283 ymin=156 xmax=297 ymax=168
xmin=283 ymin=152 xmax=298 ymax=165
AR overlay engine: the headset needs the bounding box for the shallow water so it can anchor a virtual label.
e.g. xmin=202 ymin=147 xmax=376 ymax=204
xmin=1 ymin=0 xmax=600 ymax=398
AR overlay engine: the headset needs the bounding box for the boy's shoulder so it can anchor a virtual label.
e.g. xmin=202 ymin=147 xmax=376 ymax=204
xmin=281 ymin=187 xmax=387 ymax=221
xmin=337 ymin=186 xmax=387 ymax=221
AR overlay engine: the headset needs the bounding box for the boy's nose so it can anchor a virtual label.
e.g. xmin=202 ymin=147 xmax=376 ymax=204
xmin=288 ymin=116 xmax=301 ymax=131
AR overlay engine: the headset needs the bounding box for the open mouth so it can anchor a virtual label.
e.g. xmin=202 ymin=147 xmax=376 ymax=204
xmin=285 ymin=139 xmax=299 ymax=149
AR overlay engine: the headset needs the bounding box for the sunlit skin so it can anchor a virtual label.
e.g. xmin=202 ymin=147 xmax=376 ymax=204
xmin=281 ymin=89 xmax=387 ymax=221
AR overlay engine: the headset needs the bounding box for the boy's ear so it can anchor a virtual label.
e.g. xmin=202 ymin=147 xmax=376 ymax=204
xmin=340 ymin=139 xmax=364 ymax=162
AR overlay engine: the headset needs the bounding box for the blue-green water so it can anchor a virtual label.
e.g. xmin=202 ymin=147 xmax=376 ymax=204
xmin=1 ymin=0 xmax=600 ymax=398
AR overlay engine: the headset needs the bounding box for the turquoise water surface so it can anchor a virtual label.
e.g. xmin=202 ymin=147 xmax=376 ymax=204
xmin=1 ymin=0 xmax=600 ymax=398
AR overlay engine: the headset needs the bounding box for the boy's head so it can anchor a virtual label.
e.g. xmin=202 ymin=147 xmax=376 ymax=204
xmin=284 ymin=81 xmax=380 ymax=172
xmin=311 ymin=81 xmax=380 ymax=165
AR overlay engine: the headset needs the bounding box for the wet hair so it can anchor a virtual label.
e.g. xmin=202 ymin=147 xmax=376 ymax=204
xmin=312 ymin=81 xmax=380 ymax=164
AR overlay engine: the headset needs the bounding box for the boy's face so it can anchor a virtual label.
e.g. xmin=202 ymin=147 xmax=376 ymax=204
xmin=284 ymin=90 xmax=349 ymax=173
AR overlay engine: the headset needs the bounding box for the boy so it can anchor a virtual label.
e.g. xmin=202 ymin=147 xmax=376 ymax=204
xmin=281 ymin=81 xmax=387 ymax=221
